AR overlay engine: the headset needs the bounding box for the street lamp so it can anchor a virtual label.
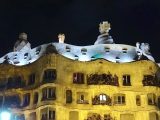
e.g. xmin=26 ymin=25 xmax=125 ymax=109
xmin=0 ymin=111 xmax=11 ymax=120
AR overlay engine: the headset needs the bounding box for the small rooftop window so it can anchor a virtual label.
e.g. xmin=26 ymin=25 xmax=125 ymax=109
xmin=115 ymin=57 xmax=120 ymax=63
xmin=122 ymin=48 xmax=127 ymax=53
xmin=66 ymin=46 xmax=71 ymax=52
xmin=36 ymin=46 xmax=41 ymax=55
xmin=74 ymin=55 xmax=78 ymax=60
xmin=105 ymin=46 xmax=110 ymax=53
xmin=24 ymin=53 xmax=28 ymax=59
xmin=13 ymin=54 xmax=17 ymax=59
xmin=81 ymin=48 xmax=87 ymax=55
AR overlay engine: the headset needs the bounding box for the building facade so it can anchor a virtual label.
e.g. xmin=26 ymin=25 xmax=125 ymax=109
xmin=0 ymin=22 xmax=160 ymax=120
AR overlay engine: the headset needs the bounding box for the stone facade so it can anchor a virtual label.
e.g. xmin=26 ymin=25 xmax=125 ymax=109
xmin=0 ymin=53 xmax=160 ymax=120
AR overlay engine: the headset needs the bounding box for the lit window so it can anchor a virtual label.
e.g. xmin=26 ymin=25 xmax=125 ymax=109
xmin=73 ymin=73 xmax=84 ymax=84
xmin=77 ymin=93 xmax=89 ymax=104
xmin=80 ymin=95 xmax=84 ymax=101
xmin=100 ymin=94 xmax=107 ymax=103
xmin=123 ymin=75 xmax=131 ymax=86
xmin=114 ymin=94 xmax=125 ymax=105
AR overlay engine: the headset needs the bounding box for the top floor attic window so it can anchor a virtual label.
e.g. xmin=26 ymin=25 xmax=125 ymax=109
xmin=105 ymin=46 xmax=110 ymax=53
xmin=122 ymin=48 xmax=127 ymax=53
xmin=66 ymin=46 xmax=71 ymax=52
xmin=81 ymin=48 xmax=87 ymax=55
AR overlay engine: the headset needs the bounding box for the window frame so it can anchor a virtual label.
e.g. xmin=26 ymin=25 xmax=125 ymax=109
xmin=113 ymin=94 xmax=126 ymax=105
xmin=123 ymin=75 xmax=131 ymax=86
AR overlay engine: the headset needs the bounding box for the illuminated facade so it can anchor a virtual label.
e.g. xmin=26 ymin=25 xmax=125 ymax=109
xmin=0 ymin=22 xmax=160 ymax=120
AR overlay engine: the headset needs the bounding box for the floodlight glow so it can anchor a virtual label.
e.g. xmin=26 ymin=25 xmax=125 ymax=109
xmin=1 ymin=111 xmax=11 ymax=120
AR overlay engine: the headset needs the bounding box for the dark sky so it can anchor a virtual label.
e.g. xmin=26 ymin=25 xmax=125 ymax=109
xmin=0 ymin=0 xmax=160 ymax=62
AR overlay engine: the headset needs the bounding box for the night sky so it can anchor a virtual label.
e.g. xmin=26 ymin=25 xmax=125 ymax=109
xmin=0 ymin=0 xmax=160 ymax=62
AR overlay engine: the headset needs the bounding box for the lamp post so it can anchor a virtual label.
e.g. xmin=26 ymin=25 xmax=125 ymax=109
xmin=0 ymin=111 xmax=11 ymax=120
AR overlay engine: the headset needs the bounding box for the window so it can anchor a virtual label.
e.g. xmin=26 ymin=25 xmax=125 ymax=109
xmin=41 ymin=108 xmax=55 ymax=120
xmin=77 ymin=92 xmax=88 ymax=104
xmin=123 ymin=75 xmax=131 ymax=86
xmin=23 ymin=93 xmax=30 ymax=106
xmin=24 ymin=53 xmax=28 ymax=59
xmin=36 ymin=47 xmax=41 ymax=55
xmin=73 ymin=73 xmax=84 ymax=84
xmin=43 ymin=69 xmax=56 ymax=80
xmin=66 ymin=46 xmax=71 ymax=52
xmin=100 ymin=94 xmax=107 ymax=103
xmin=122 ymin=48 xmax=127 ymax=53
xmin=80 ymin=95 xmax=84 ymax=101
xmin=15 ymin=76 xmax=21 ymax=84
xmin=136 ymin=95 xmax=141 ymax=106
xmin=144 ymin=75 xmax=154 ymax=81
xmin=66 ymin=90 xmax=72 ymax=103
xmin=143 ymin=75 xmax=155 ymax=86
xmin=28 ymin=74 xmax=35 ymax=85
xmin=42 ymin=87 xmax=56 ymax=100
xmin=81 ymin=48 xmax=87 ymax=55
xmin=7 ymin=76 xmax=24 ymax=89
xmin=34 ymin=92 xmax=38 ymax=104
xmin=148 ymin=93 xmax=156 ymax=105
xmin=105 ymin=46 xmax=110 ymax=53
xmin=114 ymin=94 xmax=125 ymax=105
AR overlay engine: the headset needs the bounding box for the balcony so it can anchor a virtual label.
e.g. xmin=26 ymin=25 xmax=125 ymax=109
xmin=87 ymin=73 xmax=119 ymax=86
xmin=77 ymin=100 xmax=89 ymax=104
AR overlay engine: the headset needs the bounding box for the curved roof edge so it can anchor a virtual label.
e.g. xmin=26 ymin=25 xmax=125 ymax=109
xmin=0 ymin=42 xmax=155 ymax=66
